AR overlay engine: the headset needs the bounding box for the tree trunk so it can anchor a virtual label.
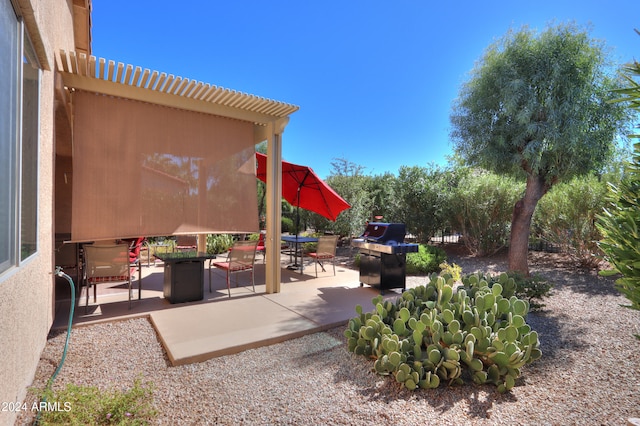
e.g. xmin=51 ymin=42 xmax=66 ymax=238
xmin=508 ymin=174 xmax=549 ymax=275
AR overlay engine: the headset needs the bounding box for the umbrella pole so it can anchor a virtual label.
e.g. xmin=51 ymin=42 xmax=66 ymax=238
xmin=294 ymin=172 xmax=309 ymax=272
xmin=294 ymin=187 xmax=301 ymax=270
xmin=287 ymin=186 xmax=303 ymax=271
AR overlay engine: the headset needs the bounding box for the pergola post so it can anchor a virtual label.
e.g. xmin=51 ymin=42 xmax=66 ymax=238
xmin=263 ymin=118 xmax=288 ymax=293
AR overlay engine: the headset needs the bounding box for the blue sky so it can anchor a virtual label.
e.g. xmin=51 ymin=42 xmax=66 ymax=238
xmin=91 ymin=1 xmax=639 ymax=178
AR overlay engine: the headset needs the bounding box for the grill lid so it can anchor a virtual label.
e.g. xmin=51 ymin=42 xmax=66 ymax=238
xmin=361 ymin=222 xmax=406 ymax=244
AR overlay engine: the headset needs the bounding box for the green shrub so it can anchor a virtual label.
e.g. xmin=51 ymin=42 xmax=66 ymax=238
xmin=533 ymin=174 xmax=607 ymax=267
xmin=301 ymin=241 xmax=317 ymax=254
xmin=598 ymin=142 xmax=640 ymax=318
xmin=509 ymin=272 xmax=553 ymax=311
xmin=147 ymin=237 xmax=175 ymax=254
xmin=447 ymin=171 xmax=524 ymax=256
xmin=281 ymin=217 xmax=294 ymax=233
xmin=36 ymin=377 xmax=156 ymax=425
xmin=344 ymin=273 xmax=542 ymax=393
xmin=394 ymin=165 xmax=462 ymax=242
xmin=439 ymin=261 xmax=462 ymax=282
xmin=595 ymin=51 xmax=640 ymax=335
xmin=206 ymin=234 xmax=234 ymax=254
xmin=405 ymin=245 xmax=447 ymax=275
xmin=463 ymin=271 xmax=552 ymax=312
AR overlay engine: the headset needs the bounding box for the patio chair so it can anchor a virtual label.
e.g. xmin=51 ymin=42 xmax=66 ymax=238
xmin=306 ymin=235 xmax=339 ymax=277
xmin=210 ymin=239 xmax=258 ymax=297
xmin=176 ymin=235 xmax=197 ymax=252
xmin=83 ymin=243 xmax=136 ymax=310
xmin=256 ymin=232 xmax=266 ymax=263
xmin=120 ymin=236 xmax=145 ymax=298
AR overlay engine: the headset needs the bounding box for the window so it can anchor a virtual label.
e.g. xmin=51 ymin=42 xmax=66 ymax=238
xmin=0 ymin=0 xmax=20 ymax=274
xmin=21 ymin=33 xmax=39 ymax=260
xmin=0 ymin=0 xmax=40 ymax=274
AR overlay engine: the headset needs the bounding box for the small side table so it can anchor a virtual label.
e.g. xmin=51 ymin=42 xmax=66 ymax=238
xmin=155 ymin=252 xmax=216 ymax=303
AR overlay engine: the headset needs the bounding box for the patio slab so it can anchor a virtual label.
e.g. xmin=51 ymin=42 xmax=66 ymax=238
xmin=54 ymin=255 xmax=402 ymax=366
xmin=149 ymin=265 xmax=396 ymax=366
xmin=149 ymin=295 xmax=319 ymax=365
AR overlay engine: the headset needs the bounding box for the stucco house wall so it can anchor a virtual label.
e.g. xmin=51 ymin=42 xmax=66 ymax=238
xmin=0 ymin=1 xmax=77 ymax=425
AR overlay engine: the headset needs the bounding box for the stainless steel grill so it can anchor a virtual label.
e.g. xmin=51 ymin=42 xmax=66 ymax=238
xmin=351 ymin=222 xmax=418 ymax=293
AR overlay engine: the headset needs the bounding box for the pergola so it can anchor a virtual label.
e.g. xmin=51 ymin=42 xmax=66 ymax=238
xmin=55 ymin=50 xmax=299 ymax=293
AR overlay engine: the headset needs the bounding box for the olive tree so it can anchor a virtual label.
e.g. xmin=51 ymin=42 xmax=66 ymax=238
xmin=450 ymin=23 xmax=629 ymax=274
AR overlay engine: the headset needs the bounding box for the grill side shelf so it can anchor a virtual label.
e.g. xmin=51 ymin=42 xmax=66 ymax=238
xmin=351 ymin=239 xmax=419 ymax=255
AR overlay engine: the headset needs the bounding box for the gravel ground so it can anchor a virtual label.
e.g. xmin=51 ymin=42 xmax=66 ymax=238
xmin=17 ymin=248 xmax=640 ymax=425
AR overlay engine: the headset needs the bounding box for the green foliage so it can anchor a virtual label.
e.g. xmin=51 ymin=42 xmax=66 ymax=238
xmin=406 ymin=245 xmax=447 ymax=275
xmin=326 ymin=158 xmax=374 ymax=237
xmin=368 ymin=172 xmax=399 ymax=225
xmin=206 ymin=234 xmax=234 ymax=254
xmin=345 ymin=273 xmax=542 ymax=393
xmin=394 ymin=165 xmax=463 ymax=242
xmin=533 ymin=174 xmax=609 ymax=267
xmin=448 ymin=171 xmax=524 ymax=256
xmin=306 ymin=210 xmax=332 ymax=234
xmin=506 ymin=272 xmax=553 ymax=311
xmin=298 ymin=232 xmax=321 ymax=254
xmin=255 ymin=142 xmax=268 ymax=227
xmin=37 ymin=377 xmax=156 ymax=425
xmin=597 ymin=36 xmax=640 ymax=327
xmin=610 ymin=31 xmax=640 ymax=112
xmin=464 ymin=271 xmax=552 ymax=312
xmin=279 ymin=201 xmax=300 ymax=233
xmin=247 ymin=233 xmax=262 ymax=242
xmin=354 ymin=253 xmax=361 ymax=268
xmin=281 ymin=217 xmax=294 ymax=233
xmin=439 ymin=261 xmax=462 ymax=283
xmin=451 ymin=23 xmax=627 ymax=182
xmin=147 ymin=237 xmax=175 ymax=254
xmin=598 ymin=143 xmax=640 ymax=315
xmin=450 ymin=23 xmax=630 ymax=274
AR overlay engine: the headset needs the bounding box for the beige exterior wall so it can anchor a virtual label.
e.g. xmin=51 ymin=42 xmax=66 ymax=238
xmin=0 ymin=1 xmax=76 ymax=425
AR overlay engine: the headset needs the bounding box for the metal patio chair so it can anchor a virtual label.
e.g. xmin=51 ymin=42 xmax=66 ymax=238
xmin=210 ymin=239 xmax=258 ymax=297
xmin=83 ymin=243 xmax=135 ymax=310
xmin=306 ymin=235 xmax=339 ymax=277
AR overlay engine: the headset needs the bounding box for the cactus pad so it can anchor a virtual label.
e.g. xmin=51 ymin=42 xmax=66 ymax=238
xmin=345 ymin=272 xmax=542 ymax=392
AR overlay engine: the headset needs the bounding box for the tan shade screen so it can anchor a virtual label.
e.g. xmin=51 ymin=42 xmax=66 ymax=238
xmin=71 ymin=90 xmax=259 ymax=241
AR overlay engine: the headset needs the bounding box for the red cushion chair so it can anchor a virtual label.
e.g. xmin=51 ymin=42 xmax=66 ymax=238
xmin=119 ymin=237 xmax=145 ymax=299
xmin=305 ymin=235 xmax=339 ymax=277
xmin=84 ymin=244 xmax=135 ymax=310
xmin=256 ymin=232 xmax=266 ymax=263
xmin=210 ymin=240 xmax=258 ymax=297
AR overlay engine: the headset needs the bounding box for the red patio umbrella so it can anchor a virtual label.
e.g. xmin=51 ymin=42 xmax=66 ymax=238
xmin=255 ymin=152 xmax=350 ymax=222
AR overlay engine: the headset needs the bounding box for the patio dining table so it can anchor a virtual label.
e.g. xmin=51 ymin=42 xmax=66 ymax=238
xmin=281 ymin=235 xmax=318 ymax=274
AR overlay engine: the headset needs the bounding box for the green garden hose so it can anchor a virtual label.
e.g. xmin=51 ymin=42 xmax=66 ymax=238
xmin=34 ymin=266 xmax=76 ymax=425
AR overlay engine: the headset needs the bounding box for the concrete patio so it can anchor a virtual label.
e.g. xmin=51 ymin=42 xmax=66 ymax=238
xmin=53 ymin=254 xmax=403 ymax=366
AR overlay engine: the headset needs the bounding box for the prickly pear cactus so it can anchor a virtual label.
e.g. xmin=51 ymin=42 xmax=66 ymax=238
xmin=344 ymin=272 xmax=542 ymax=393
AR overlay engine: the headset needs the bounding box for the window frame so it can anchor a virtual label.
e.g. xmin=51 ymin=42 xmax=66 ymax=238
xmin=20 ymin=28 xmax=40 ymax=262
xmin=0 ymin=0 xmax=40 ymax=277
